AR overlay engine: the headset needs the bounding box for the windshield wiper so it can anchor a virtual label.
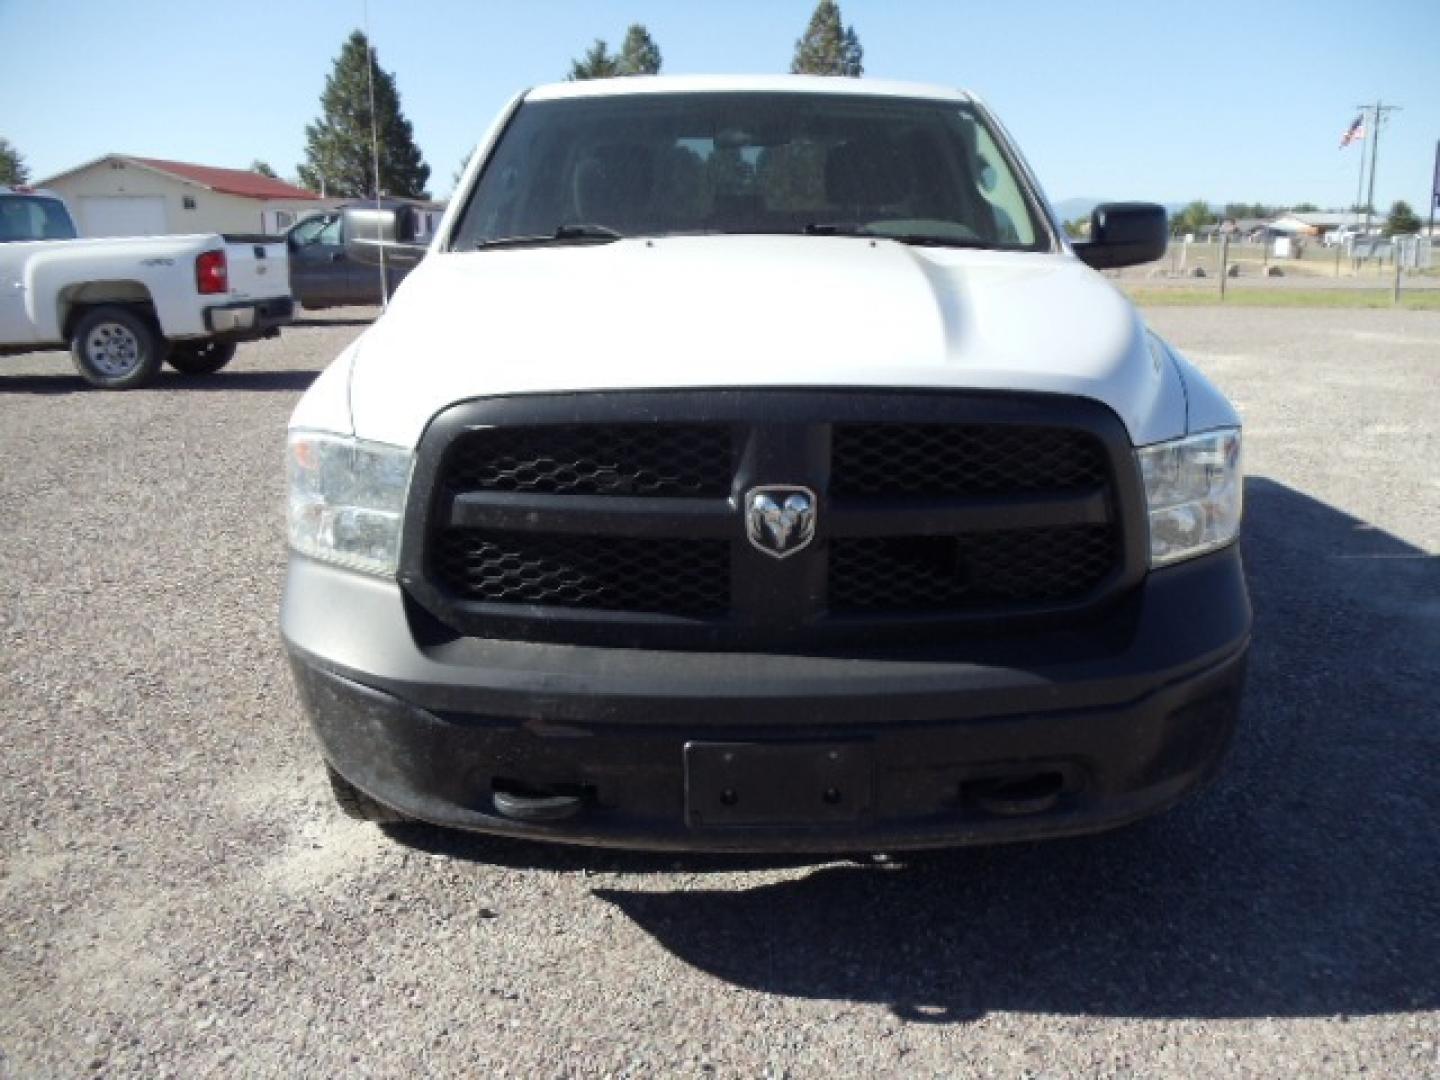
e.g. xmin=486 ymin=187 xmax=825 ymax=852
xmin=803 ymin=221 xmax=873 ymax=236
xmin=473 ymin=223 xmax=623 ymax=250
xmin=802 ymin=222 xmax=1000 ymax=250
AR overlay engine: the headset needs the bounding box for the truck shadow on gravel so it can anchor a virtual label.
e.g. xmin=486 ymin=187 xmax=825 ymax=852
xmin=396 ymin=478 xmax=1439 ymax=1021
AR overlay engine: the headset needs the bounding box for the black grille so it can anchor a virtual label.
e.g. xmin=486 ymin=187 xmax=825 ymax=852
xmin=831 ymin=423 xmax=1107 ymax=497
xmin=432 ymin=530 xmax=731 ymax=615
xmin=440 ymin=424 xmax=732 ymax=497
xmin=410 ymin=392 xmax=1137 ymax=647
xmin=828 ymin=526 xmax=1119 ymax=613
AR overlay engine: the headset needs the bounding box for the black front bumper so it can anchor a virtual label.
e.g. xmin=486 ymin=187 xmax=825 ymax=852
xmin=281 ymin=547 xmax=1250 ymax=852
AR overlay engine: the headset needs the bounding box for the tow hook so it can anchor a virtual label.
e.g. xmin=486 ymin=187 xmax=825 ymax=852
xmin=964 ymin=771 xmax=1066 ymax=817
xmin=491 ymin=783 xmax=587 ymax=823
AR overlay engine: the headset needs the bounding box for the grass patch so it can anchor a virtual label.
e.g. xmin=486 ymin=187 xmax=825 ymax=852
xmin=1125 ymin=287 xmax=1440 ymax=311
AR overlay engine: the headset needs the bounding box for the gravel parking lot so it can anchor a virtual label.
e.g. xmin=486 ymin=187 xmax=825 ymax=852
xmin=2 ymin=306 xmax=1436 ymax=1077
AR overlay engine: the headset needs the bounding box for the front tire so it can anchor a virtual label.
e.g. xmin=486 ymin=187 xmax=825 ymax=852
xmin=69 ymin=306 xmax=165 ymax=390
xmin=167 ymin=339 xmax=237 ymax=375
xmin=326 ymin=764 xmax=410 ymax=824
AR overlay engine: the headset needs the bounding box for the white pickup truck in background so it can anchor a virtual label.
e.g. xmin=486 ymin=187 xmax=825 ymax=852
xmin=0 ymin=187 xmax=294 ymax=388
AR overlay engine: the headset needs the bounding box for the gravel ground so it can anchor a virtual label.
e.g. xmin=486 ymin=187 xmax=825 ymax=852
xmin=1 ymin=306 xmax=1436 ymax=1077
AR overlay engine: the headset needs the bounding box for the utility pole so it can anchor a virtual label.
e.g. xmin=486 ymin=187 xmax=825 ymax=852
xmin=1357 ymin=100 xmax=1402 ymax=234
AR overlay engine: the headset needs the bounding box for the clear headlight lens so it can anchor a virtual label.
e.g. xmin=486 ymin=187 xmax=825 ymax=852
xmin=1137 ymin=428 xmax=1242 ymax=567
xmin=287 ymin=431 xmax=413 ymax=576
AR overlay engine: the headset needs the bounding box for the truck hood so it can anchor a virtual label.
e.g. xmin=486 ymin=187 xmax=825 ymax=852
xmin=346 ymin=235 xmax=1185 ymax=448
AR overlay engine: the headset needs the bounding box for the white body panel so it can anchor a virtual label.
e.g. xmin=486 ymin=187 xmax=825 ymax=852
xmin=0 ymin=229 xmax=290 ymax=345
xmin=344 ymin=237 xmax=1189 ymax=449
xmin=222 ymin=237 xmax=288 ymax=303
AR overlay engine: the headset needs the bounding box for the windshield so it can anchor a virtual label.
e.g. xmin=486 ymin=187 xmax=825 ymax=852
xmin=451 ymin=92 xmax=1049 ymax=251
xmin=0 ymin=195 xmax=78 ymax=242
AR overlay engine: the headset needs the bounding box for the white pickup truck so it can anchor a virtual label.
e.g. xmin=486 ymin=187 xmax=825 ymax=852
xmin=0 ymin=187 xmax=293 ymax=388
xmin=283 ymin=76 xmax=1250 ymax=852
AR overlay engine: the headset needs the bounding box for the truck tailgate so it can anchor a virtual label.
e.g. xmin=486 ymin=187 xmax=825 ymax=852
xmin=222 ymin=235 xmax=290 ymax=301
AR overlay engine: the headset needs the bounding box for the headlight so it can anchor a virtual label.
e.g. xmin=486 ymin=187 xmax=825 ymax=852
xmin=288 ymin=431 xmax=413 ymax=576
xmin=1137 ymin=428 xmax=1242 ymax=567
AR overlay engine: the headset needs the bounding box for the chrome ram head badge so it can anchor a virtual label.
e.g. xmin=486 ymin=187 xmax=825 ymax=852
xmin=745 ymin=486 xmax=817 ymax=559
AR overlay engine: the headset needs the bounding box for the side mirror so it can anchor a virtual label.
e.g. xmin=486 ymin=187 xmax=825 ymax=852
xmin=1073 ymin=202 xmax=1168 ymax=270
xmin=342 ymin=207 xmax=427 ymax=268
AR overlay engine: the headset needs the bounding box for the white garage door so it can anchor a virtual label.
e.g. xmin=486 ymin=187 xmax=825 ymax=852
xmin=79 ymin=195 xmax=168 ymax=238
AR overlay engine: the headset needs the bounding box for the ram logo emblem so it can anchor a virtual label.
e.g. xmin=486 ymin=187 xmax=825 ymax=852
xmin=745 ymin=486 xmax=817 ymax=559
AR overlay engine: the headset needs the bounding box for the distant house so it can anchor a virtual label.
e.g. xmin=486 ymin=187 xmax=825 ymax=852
xmin=1215 ymin=217 xmax=1270 ymax=241
xmin=1269 ymin=211 xmax=1376 ymax=240
xmin=38 ymin=154 xmax=336 ymax=238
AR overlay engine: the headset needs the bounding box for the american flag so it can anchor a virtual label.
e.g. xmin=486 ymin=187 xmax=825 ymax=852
xmin=1340 ymin=115 xmax=1366 ymax=148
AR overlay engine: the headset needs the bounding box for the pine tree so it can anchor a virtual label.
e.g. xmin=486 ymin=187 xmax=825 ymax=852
xmin=1171 ymin=200 xmax=1215 ymax=236
xmin=250 ymin=160 xmax=278 ymax=179
xmin=619 ymin=24 xmax=662 ymax=75
xmin=0 ymin=138 xmax=29 ymax=186
xmin=791 ymin=2 xmax=863 ymax=77
xmin=298 ymin=31 xmax=430 ymax=199
xmin=569 ymin=40 xmax=621 ymax=80
xmin=1384 ymin=200 xmax=1421 ymax=237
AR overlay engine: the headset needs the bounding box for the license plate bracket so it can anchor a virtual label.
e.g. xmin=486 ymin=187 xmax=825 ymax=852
xmin=684 ymin=741 xmax=873 ymax=827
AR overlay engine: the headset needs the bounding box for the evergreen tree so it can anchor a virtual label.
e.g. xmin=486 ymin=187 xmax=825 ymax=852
xmin=791 ymin=2 xmax=863 ymax=76
xmin=1222 ymin=202 xmax=1274 ymax=220
xmin=619 ymin=24 xmax=663 ymax=75
xmin=1171 ymin=200 xmax=1215 ymax=236
xmin=1384 ymin=200 xmax=1421 ymax=237
xmin=250 ymin=160 xmax=278 ymax=179
xmin=0 ymin=138 xmax=29 ymax=186
xmin=298 ymin=31 xmax=430 ymax=198
xmin=569 ymin=39 xmax=621 ymax=80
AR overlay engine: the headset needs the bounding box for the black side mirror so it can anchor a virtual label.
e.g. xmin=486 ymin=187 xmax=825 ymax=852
xmin=1073 ymin=202 xmax=1168 ymax=270
xmin=342 ymin=207 xmax=426 ymax=268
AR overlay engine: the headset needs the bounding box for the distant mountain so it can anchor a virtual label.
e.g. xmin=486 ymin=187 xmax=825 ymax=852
xmin=1053 ymin=197 xmax=1190 ymax=222
xmin=1052 ymin=197 xmax=1106 ymax=222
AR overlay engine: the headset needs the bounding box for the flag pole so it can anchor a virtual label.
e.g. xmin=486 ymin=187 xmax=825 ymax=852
xmin=1353 ymin=109 xmax=1368 ymax=227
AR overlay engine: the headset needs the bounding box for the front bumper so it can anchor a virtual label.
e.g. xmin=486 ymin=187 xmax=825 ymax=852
xmin=281 ymin=547 xmax=1251 ymax=852
xmin=202 ymin=297 xmax=294 ymax=339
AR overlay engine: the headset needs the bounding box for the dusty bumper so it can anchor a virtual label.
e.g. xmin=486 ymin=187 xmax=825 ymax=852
xmin=281 ymin=548 xmax=1251 ymax=852
xmin=203 ymin=297 xmax=293 ymax=338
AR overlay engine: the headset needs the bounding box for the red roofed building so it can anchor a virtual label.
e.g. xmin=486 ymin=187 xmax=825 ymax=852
xmin=39 ymin=154 xmax=337 ymax=238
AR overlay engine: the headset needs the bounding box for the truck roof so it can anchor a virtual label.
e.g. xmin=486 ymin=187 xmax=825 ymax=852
xmin=0 ymin=186 xmax=64 ymax=199
xmin=525 ymin=74 xmax=973 ymax=104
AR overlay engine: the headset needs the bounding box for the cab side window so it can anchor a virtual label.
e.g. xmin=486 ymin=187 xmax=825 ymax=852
xmin=292 ymin=215 xmax=342 ymax=246
xmin=971 ymin=126 xmax=1035 ymax=245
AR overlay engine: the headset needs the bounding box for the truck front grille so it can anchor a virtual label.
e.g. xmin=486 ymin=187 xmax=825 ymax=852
xmin=832 ymin=423 xmax=1108 ymax=496
xmin=432 ymin=531 xmax=731 ymax=614
xmin=828 ymin=526 xmax=1118 ymax=612
xmin=403 ymin=391 xmax=1143 ymax=650
xmin=441 ymin=424 xmax=732 ymax=497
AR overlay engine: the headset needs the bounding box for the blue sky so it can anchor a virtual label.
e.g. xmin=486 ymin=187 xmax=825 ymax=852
xmin=3 ymin=0 xmax=1438 ymax=212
